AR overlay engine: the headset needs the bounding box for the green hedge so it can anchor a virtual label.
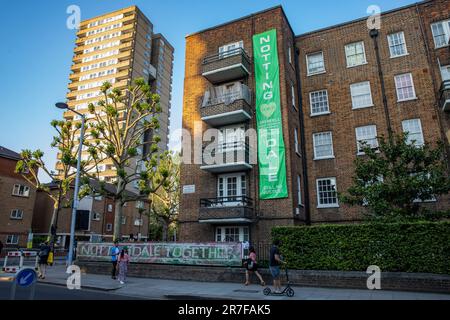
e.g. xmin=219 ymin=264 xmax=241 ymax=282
xmin=272 ymin=221 xmax=450 ymax=274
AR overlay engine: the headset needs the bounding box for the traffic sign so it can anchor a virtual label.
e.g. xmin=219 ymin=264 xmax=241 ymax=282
xmin=16 ymin=268 xmax=37 ymax=288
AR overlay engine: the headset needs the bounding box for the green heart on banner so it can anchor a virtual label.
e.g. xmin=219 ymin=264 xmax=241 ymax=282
xmin=260 ymin=102 xmax=277 ymax=118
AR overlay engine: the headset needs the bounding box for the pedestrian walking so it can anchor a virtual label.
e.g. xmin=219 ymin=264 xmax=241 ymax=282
xmin=117 ymin=247 xmax=130 ymax=285
xmin=244 ymin=246 xmax=265 ymax=286
xmin=269 ymin=239 xmax=285 ymax=294
xmin=111 ymin=241 xmax=120 ymax=280
xmin=38 ymin=241 xmax=51 ymax=279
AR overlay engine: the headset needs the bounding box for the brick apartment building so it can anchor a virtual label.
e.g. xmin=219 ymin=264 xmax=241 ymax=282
xmin=179 ymin=0 xmax=450 ymax=245
xmin=0 ymin=146 xmax=36 ymax=248
xmin=33 ymin=181 xmax=149 ymax=248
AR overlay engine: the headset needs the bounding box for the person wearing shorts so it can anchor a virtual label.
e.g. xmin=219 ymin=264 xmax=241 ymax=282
xmin=269 ymin=239 xmax=284 ymax=293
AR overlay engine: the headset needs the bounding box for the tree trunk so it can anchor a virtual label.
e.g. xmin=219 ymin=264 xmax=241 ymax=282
xmin=158 ymin=217 xmax=168 ymax=242
xmin=47 ymin=201 xmax=60 ymax=242
xmin=113 ymin=199 xmax=123 ymax=241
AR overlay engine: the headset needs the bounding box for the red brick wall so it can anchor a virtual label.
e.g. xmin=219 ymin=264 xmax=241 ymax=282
xmin=0 ymin=157 xmax=36 ymax=248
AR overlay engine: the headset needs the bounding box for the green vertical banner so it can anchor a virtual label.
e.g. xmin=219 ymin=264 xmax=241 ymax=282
xmin=253 ymin=29 xmax=288 ymax=200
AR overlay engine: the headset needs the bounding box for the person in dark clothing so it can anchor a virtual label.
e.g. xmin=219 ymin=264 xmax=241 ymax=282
xmin=269 ymin=239 xmax=285 ymax=293
xmin=38 ymin=241 xmax=51 ymax=279
xmin=111 ymin=241 xmax=120 ymax=279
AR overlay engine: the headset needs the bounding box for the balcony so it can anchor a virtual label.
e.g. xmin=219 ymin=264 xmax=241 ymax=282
xmin=201 ymin=83 xmax=252 ymax=127
xmin=201 ymin=142 xmax=253 ymax=173
xmin=202 ymin=48 xmax=251 ymax=84
xmin=199 ymin=196 xmax=254 ymax=224
xmin=440 ymin=80 xmax=450 ymax=112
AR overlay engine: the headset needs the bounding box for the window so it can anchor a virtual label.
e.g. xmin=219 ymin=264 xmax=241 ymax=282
xmin=297 ymin=175 xmax=302 ymax=206
xmin=355 ymin=125 xmax=378 ymax=154
xmin=395 ymin=73 xmax=416 ymax=101
xmin=10 ymin=209 xmax=24 ymax=220
xmin=294 ymin=128 xmax=299 ymax=155
xmin=306 ymin=52 xmax=325 ymax=75
xmin=313 ymin=132 xmax=334 ymax=160
xmin=134 ymin=219 xmax=143 ymax=226
xmin=6 ymin=235 xmax=19 ymax=245
xmin=350 ymin=82 xmax=373 ymax=109
xmin=136 ymin=201 xmax=144 ymax=209
xmin=12 ymin=184 xmax=30 ymax=197
xmin=107 ymin=204 xmax=113 ymax=212
xmin=288 ymin=46 xmax=292 ymax=65
xmin=310 ymin=90 xmax=330 ymax=115
xmin=402 ymin=119 xmax=424 ymax=147
xmin=121 ymin=216 xmax=126 ymax=225
xmin=316 ymin=178 xmax=339 ymax=208
xmin=440 ymin=65 xmax=450 ymax=81
xmin=291 ymin=83 xmax=296 ymax=109
xmin=431 ymin=19 xmax=450 ymax=48
xmin=345 ymin=41 xmax=367 ymax=67
xmin=92 ymin=212 xmax=101 ymax=221
xmin=219 ymin=41 xmax=243 ymax=58
xmin=388 ymin=32 xmax=408 ymax=57
xmin=106 ymin=223 xmax=113 ymax=232
xmin=215 ymin=226 xmax=249 ymax=243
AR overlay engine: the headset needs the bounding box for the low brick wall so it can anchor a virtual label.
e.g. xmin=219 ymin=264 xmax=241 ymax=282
xmin=77 ymin=261 xmax=450 ymax=294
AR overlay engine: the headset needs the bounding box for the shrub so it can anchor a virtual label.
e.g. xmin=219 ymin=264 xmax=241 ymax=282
xmin=272 ymin=221 xmax=450 ymax=274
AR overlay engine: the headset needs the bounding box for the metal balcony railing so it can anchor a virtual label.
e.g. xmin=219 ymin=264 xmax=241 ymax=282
xmin=202 ymin=47 xmax=250 ymax=65
xmin=201 ymin=83 xmax=251 ymax=108
xmin=200 ymin=196 xmax=254 ymax=208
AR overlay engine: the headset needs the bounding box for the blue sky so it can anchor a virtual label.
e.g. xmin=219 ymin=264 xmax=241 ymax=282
xmin=0 ymin=0 xmax=417 ymax=181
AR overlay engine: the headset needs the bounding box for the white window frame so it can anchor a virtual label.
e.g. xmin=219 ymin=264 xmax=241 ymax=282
xmin=12 ymin=184 xmax=30 ymax=197
xmin=6 ymin=235 xmax=19 ymax=245
xmin=387 ymin=32 xmax=408 ymax=58
xmin=106 ymin=223 xmax=113 ymax=232
xmin=402 ymin=119 xmax=424 ymax=147
xmin=431 ymin=19 xmax=450 ymax=49
xmin=10 ymin=209 xmax=24 ymax=220
xmin=350 ymin=81 xmax=373 ymax=109
xmin=345 ymin=41 xmax=367 ymax=68
xmin=355 ymin=125 xmax=379 ymax=155
xmin=288 ymin=46 xmax=292 ymax=65
xmin=294 ymin=128 xmax=300 ymax=155
xmin=440 ymin=65 xmax=450 ymax=81
xmin=297 ymin=175 xmax=302 ymax=206
xmin=313 ymin=132 xmax=335 ymax=160
xmin=306 ymin=51 xmax=325 ymax=76
xmin=215 ymin=226 xmax=249 ymax=243
xmin=291 ymin=83 xmax=296 ymax=109
xmin=107 ymin=204 xmax=113 ymax=212
xmin=316 ymin=178 xmax=339 ymax=209
xmin=121 ymin=216 xmax=126 ymax=225
xmin=310 ymin=90 xmax=330 ymax=116
xmin=395 ymin=73 xmax=417 ymax=102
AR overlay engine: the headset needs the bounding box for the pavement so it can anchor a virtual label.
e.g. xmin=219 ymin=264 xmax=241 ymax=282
xmin=22 ymin=265 xmax=450 ymax=300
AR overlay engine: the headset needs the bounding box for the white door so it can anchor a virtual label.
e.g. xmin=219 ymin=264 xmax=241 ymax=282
xmin=218 ymin=174 xmax=246 ymax=206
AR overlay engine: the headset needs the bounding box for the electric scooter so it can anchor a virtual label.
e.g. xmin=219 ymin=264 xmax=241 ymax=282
xmin=263 ymin=265 xmax=295 ymax=297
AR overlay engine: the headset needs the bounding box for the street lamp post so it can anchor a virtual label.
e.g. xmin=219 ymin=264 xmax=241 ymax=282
xmin=55 ymin=103 xmax=86 ymax=266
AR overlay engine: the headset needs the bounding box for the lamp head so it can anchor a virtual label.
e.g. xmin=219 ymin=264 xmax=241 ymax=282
xmin=55 ymin=102 xmax=69 ymax=110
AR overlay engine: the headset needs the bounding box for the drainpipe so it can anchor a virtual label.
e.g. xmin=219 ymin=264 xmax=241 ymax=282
xmin=370 ymin=29 xmax=393 ymax=139
xmin=294 ymin=46 xmax=311 ymax=226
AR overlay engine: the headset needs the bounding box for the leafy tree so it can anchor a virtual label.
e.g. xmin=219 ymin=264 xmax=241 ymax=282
xmin=145 ymin=151 xmax=180 ymax=241
xmin=340 ymin=133 xmax=450 ymax=220
xmin=15 ymin=120 xmax=91 ymax=241
xmin=78 ymin=78 xmax=169 ymax=240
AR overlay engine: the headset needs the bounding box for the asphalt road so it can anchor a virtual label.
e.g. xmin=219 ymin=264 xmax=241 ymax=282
xmin=0 ymin=282 xmax=145 ymax=300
